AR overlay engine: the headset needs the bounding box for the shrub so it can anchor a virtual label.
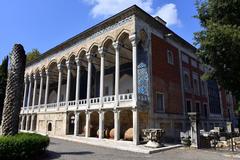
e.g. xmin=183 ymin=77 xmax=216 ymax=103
xmin=0 ymin=133 xmax=49 ymax=160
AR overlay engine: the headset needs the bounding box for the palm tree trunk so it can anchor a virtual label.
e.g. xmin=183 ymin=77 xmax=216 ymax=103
xmin=1 ymin=44 xmax=26 ymax=136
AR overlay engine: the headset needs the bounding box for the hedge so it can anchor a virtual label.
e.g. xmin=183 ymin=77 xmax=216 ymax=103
xmin=0 ymin=133 xmax=49 ymax=160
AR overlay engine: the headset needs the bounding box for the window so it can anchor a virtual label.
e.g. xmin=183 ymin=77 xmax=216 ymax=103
xmin=193 ymin=73 xmax=200 ymax=95
xmin=48 ymin=123 xmax=52 ymax=131
xmin=203 ymin=104 xmax=208 ymax=117
xmin=195 ymin=102 xmax=200 ymax=113
xmin=201 ymin=80 xmax=207 ymax=96
xmin=156 ymin=93 xmax=164 ymax=112
xmin=181 ymin=52 xmax=189 ymax=64
xmin=183 ymin=71 xmax=191 ymax=91
xmin=167 ymin=50 xmax=174 ymax=65
xmin=186 ymin=100 xmax=192 ymax=113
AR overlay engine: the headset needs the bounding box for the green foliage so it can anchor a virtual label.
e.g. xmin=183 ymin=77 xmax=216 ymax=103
xmin=195 ymin=0 xmax=240 ymax=100
xmin=0 ymin=57 xmax=8 ymax=124
xmin=26 ymin=49 xmax=41 ymax=63
xmin=0 ymin=133 xmax=49 ymax=160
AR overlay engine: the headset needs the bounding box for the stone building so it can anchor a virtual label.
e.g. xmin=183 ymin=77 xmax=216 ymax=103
xmin=19 ymin=5 xmax=237 ymax=144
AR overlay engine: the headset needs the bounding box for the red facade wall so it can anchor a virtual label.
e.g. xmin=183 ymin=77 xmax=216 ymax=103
xmin=151 ymin=34 xmax=182 ymax=114
xmin=182 ymin=54 xmax=208 ymax=113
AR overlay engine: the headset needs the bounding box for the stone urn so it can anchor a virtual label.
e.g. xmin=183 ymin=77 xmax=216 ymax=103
xmin=143 ymin=128 xmax=165 ymax=148
xmin=124 ymin=128 xmax=133 ymax=141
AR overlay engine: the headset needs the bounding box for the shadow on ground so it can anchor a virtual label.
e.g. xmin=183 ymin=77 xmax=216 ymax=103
xmin=37 ymin=150 xmax=94 ymax=160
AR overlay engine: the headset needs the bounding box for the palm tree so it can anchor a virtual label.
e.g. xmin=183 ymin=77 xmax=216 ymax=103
xmin=1 ymin=44 xmax=26 ymax=136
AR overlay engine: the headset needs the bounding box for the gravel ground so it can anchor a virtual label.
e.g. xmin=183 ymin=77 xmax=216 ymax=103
xmin=38 ymin=138 xmax=240 ymax=160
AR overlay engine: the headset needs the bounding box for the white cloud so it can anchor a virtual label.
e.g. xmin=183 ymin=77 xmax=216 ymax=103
xmin=154 ymin=3 xmax=181 ymax=27
xmin=83 ymin=0 xmax=181 ymax=27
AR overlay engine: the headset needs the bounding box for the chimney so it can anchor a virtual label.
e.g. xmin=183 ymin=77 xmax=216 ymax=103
xmin=154 ymin=16 xmax=167 ymax=26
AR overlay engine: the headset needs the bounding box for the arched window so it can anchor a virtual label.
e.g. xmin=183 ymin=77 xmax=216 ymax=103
xmin=48 ymin=123 xmax=52 ymax=131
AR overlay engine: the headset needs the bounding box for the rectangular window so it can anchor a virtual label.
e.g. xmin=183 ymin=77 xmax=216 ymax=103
xmin=186 ymin=100 xmax=192 ymax=113
xmin=156 ymin=93 xmax=164 ymax=112
xmin=193 ymin=73 xmax=200 ymax=96
xmin=167 ymin=50 xmax=174 ymax=65
xmin=196 ymin=102 xmax=200 ymax=113
xmin=183 ymin=71 xmax=191 ymax=92
xmin=203 ymin=104 xmax=208 ymax=117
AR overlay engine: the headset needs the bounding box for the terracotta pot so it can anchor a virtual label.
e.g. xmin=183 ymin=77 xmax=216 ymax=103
xmin=109 ymin=128 xmax=115 ymax=139
xmin=124 ymin=128 xmax=133 ymax=141
xmin=105 ymin=128 xmax=110 ymax=138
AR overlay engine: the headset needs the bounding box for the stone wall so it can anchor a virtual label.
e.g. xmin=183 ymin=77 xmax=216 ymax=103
xmin=36 ymin=112 xmax=66 ymax=136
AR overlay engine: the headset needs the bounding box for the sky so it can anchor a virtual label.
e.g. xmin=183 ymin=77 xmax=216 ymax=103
xmin=0 ymin=0 xmax=201 ymax=62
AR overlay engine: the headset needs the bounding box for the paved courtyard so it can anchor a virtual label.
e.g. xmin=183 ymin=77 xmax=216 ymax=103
xmin=38 ymin=138 xmax=240 ymax=160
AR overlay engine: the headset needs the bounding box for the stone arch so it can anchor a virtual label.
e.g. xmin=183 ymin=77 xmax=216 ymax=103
xmin=104 ymin=111 xmax=114 ymax=139
xmin=67 ymin=112 xmax=75 ymax=135
xmin=77 ymin=48 xmax=87 ymax=59
xmin=115 ymin=29 xmax=131 ymax=42
xmin=87 ymin=43 xmax=99 ymax=55
xmin=101 ymin=36 xmax=114 ymax=48
xmin=47 ymin=61 xmax=58 ymax=103
xmin=46 ymin=59 xmax=58 ymax=70
xmin=67 ymin=52 xmax=77 ymax=61
xmin=138 ymin=29 xmax=148 ymax=48
xmin=120 ymin=109 xmax=133 ymax=141
xmin=78 ymin=112 xmax=86 ymax=136
xmin=90 ymin=111 xmax=99 ymax=137
xmin=58 ymin=56 xmax=68 ymax=65
xmin=48 ymin=122 xmax=52 ymax=131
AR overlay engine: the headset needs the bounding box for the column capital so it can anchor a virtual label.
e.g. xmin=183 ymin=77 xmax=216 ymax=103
xmin=86 ymin=53 xmax=92 ymax=62
xmin=28 ymin=76 xmax=32 ymax=82
xmin=112 ymin=41 xmax=120 ymax=50
xmin=66 ymin=61 xmax=72 ymax=69
xmin=98 ymin=47 xmax=106 ymax=57
xmin=45 ymin=69 xmax=49 ymax=76
xmin=57 ymin=64 xmax=63 ymax=71
xmin=129 ymin=33 xmax=137 ymax=47
xmin=75 ymin=58 xmax=81 ymax=66
xmin=33 ymin=74 xmax=37 ymax=80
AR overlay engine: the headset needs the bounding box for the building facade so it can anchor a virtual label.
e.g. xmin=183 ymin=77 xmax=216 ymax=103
xmin=19 ymin=5 xmax=237 ymax=144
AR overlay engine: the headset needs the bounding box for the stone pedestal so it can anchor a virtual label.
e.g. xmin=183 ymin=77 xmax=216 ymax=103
xmin=143 ymin=129 xmax=165 ymax=148
xmin=188 ymin=112 xmax=200 ymax=148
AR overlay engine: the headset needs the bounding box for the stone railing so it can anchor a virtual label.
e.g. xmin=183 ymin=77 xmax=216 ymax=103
xmin=21 ymin=92 xmax=135 ymax=112
xmin=119 ymin=93 xmax=133 ymax=101
xmin=90 ymin=97 xmax=100 ymax=104
xmin=103 ymin=95 xmax=115 ymax=103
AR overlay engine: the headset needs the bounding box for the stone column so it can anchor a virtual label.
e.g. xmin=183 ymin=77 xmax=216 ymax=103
xmin=32 ymin=74 xmax=37 ymax=110
xmin=23 ymin=77 xmax=28 ymax=108
xmin=25 ymin=115 xmax=30 ymax=131
xmin=99 ymin=111 xmax=104 ymax=139
xmin=21 ymin=115 xmax=25 ymax=130
xmin=75 ymin=58 xmax=81 ymax=108
xmin=57 ymin=64 xmax=62 ymax=110
xmin=86 ymin=54 xmax=92 ymax=108
xmin=30 ymin=114 xmax=35 ymax=131
xmin=44 ymin=70 xmax=49 ymax=111
xmin=66 ymin=61 xmax=72 ymax=109
xmin=27 ymin=77 xmax=32 ymax=111
xmin=114 ymin=110 xmax=120 ymax=141
xmin=188 ymin=112 xmax=200 ymax=148
xmin=38 ymin=72 xmax=43 ymax=109
xmin=85 ymin=111 xmax=90 ymax=137
xmin=99 ymin=47 xmax=105 ymax=107
xmin=130 ymin=34 xmax=138 ymax=106
xmin=113 ymin=42 xmax=120 ymax=106
xmin=74 ymin=112 xmax=79 ymax=136
xmin=133 ymin=108 xmax=139 ymax=145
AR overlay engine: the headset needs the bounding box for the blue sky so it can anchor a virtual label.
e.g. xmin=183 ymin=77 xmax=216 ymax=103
xmin=0 ymin=0 xmax=201 ymax=62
